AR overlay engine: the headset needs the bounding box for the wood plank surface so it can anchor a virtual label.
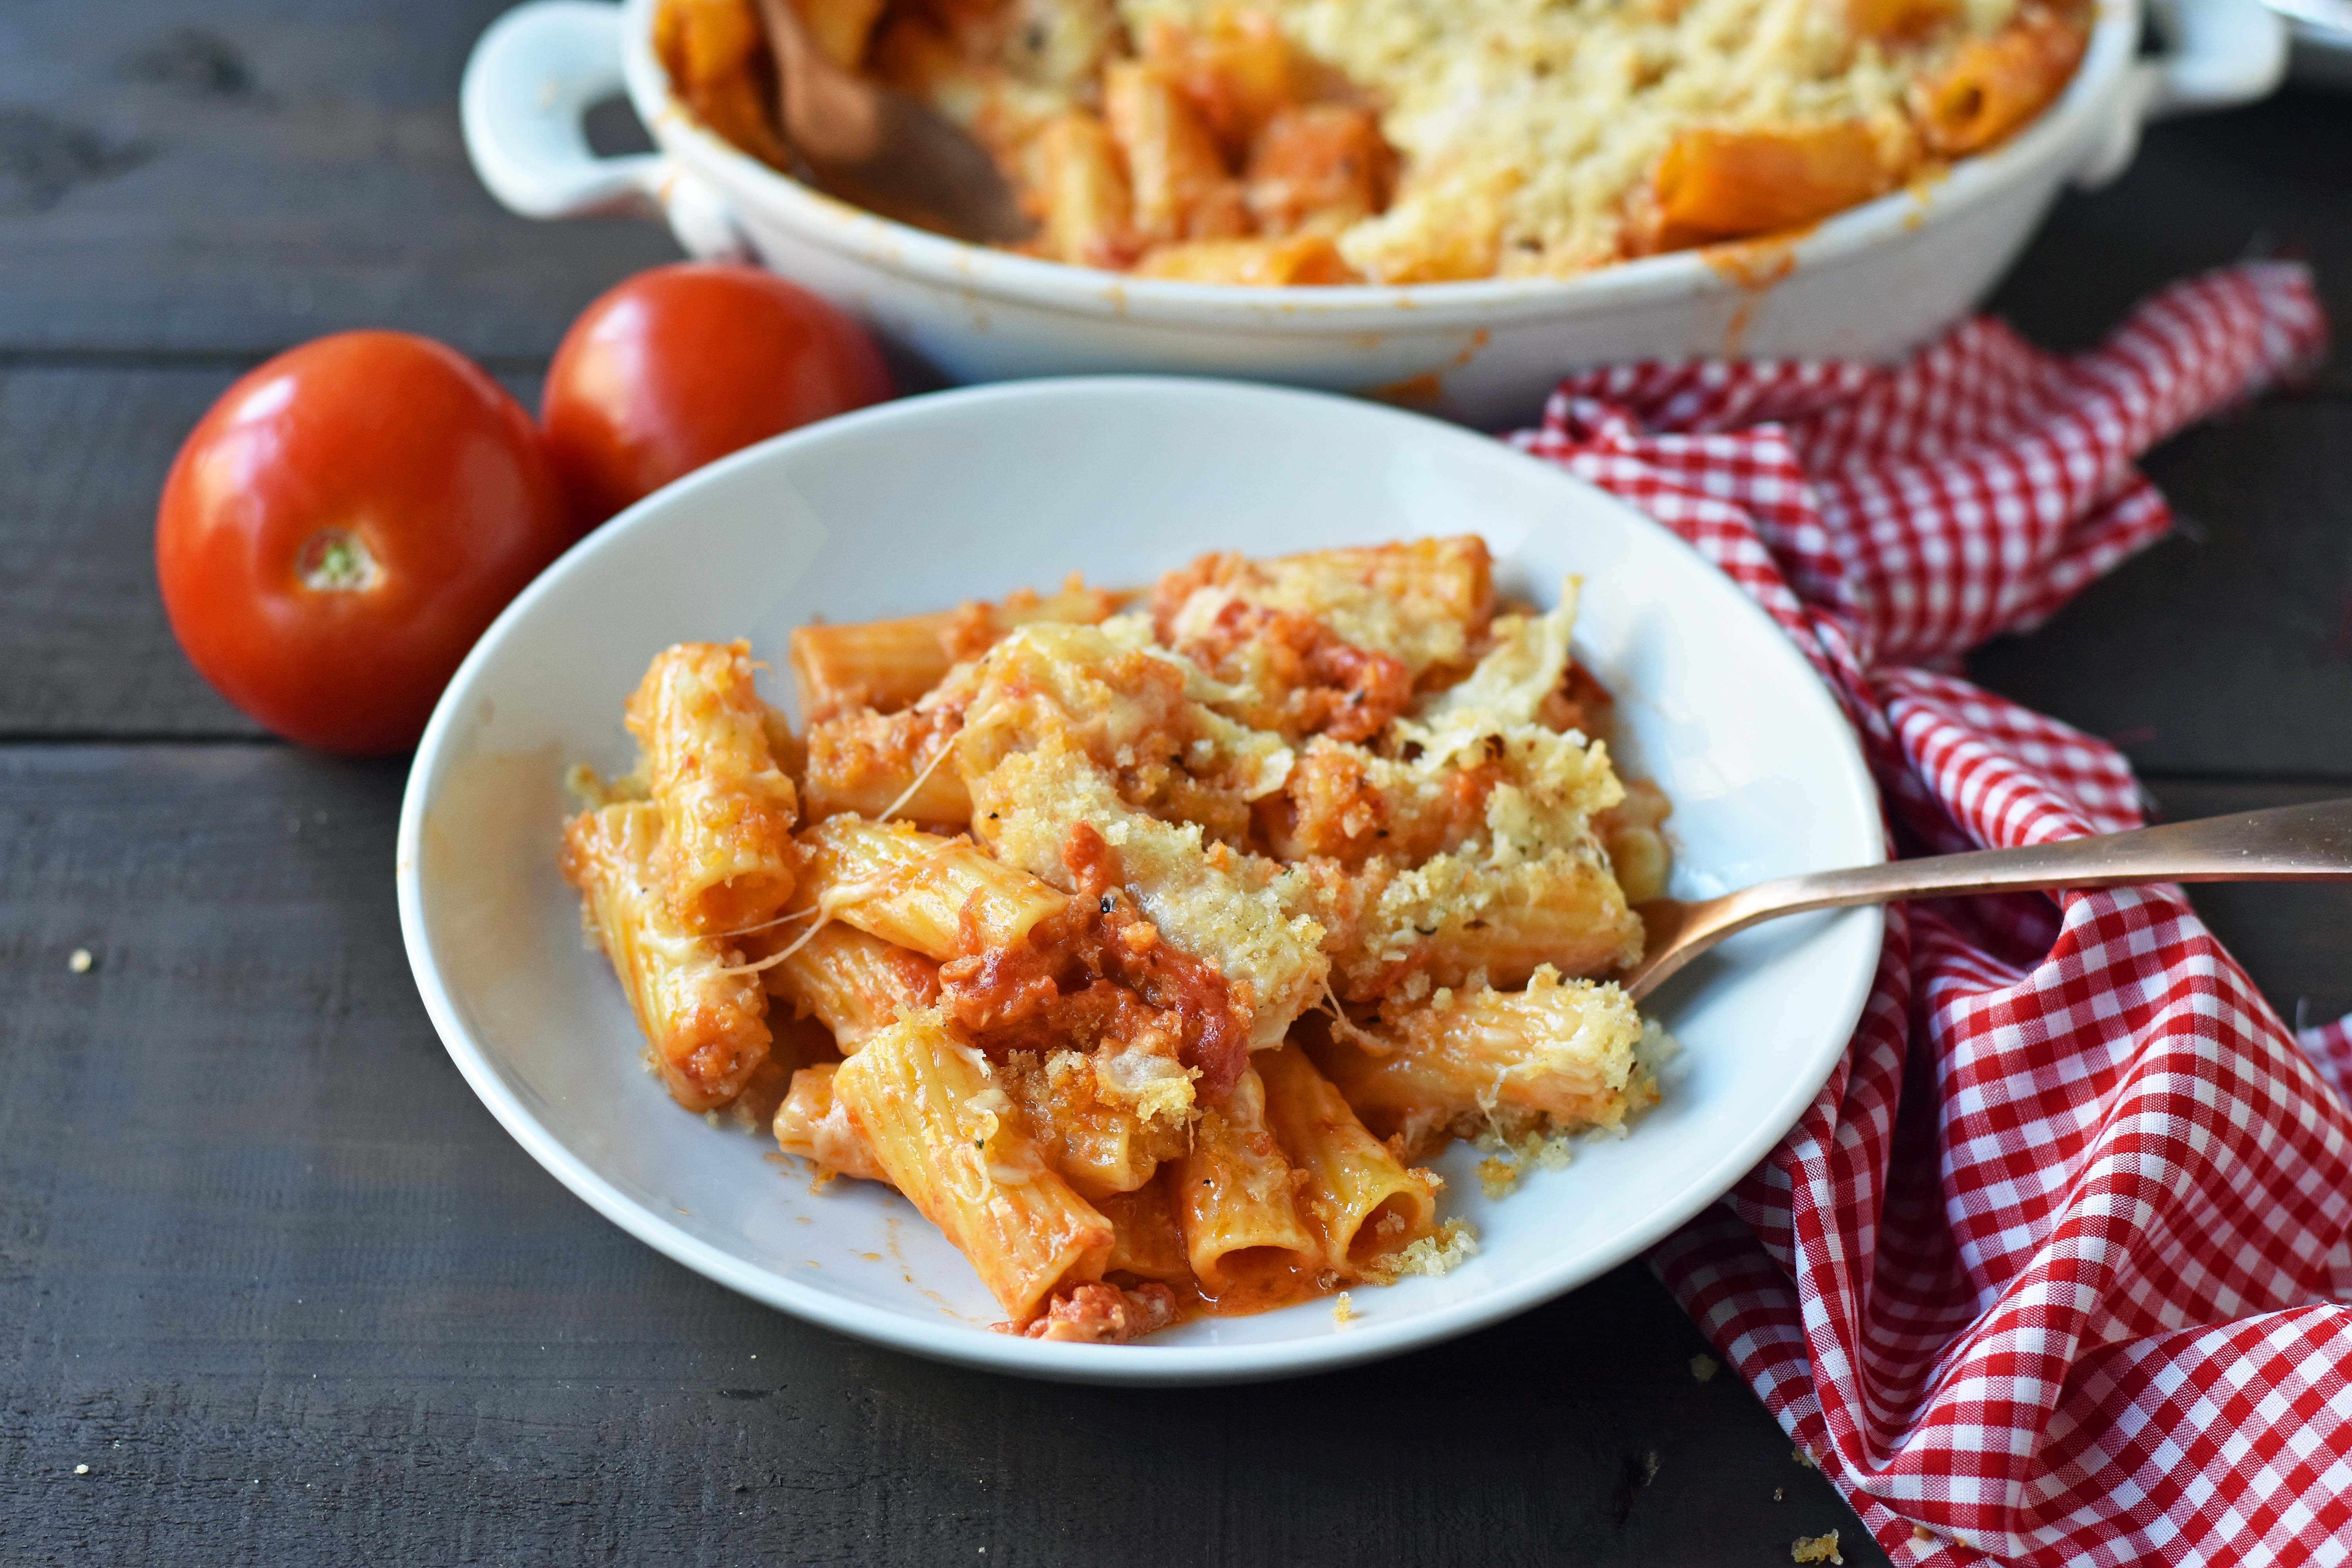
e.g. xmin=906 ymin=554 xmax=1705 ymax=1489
xmin=0 ymin=367 xmax=261 ymax=738
xmin=0 ymin=745 xmax=1882 ymax=1568
xmin=2160 ymin=780 xmax=2352 ymax=1030
xmin=1986 ymin=91 xmax=2352 ymax=385
xmin=1967 ymin=397 xmax=2352 ymax=780
xmin=0 ymin=0 xmax=675 ymax=362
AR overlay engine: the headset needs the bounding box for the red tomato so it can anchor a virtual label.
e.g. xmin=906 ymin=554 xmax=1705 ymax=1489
xmin=541 ymin=263 xmax=893 ymax=527
xmin=156 ymin=331 xmax=573 ymax=755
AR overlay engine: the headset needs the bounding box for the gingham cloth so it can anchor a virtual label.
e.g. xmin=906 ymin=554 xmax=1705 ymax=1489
xmin=1510 ymin=262 xmax=2343 ymax=1566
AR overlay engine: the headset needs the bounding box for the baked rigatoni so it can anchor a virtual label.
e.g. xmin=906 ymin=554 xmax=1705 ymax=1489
xmin=1258 ymin=1043 xmax=1436 ymax=1268
xmin=566 ymin=538 xmax=1673 ymax=1343
xmin=799 ymin=814 xmax=1068 ymax=959
xmin=1172 ymin=1066 xmax=1321 ymax=1294
xmin=759 ymin=915 xmax=940 ymax=1053
xmin=561 ymin=801 xmax=773 ymax=1112
xmin=1308 ymin=968 xmax=1652 ymax=1153
xmin=625 ymin=640 xmax=801 ymax=934
xmin=833 ymin=1014 xmax=1116 ymax=1319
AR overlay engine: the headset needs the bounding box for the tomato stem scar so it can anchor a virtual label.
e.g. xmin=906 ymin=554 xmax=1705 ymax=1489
xmin=298 ymin=530 xmax=380 ymax=592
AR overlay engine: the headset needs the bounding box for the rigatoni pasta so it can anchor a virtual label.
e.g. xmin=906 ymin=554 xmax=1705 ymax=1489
xmin=560 ymin=800 xmax=773 ymax=1112
xmin=1916 ymin=8 xmax=2089 ymax=155
xmin=561 ymin=535 xmax=1676 ymax=1342
xmin=996 ymin=1048 xmax=1190 ymax=1201
xmin=626 ymin=639 xmax=801 ymax=933
xmin=1632 ymin=123 xmax=1898 ymax=255
xmin=653 ymin=0 xmax=2087 ymax=283
xmin=802 ymin=705 xmax=971 ymax=825
xmin=773 ymin=1061 xmax=891 ymax=1183
xmin=1097 ymin=1175 xmax=1196 ymax=1284
xmin=788 ymin=577 xmax=1124 ymax=722
xmin=759 ymin=913 xmax=940 ymax=1052
xmin=1307 ymin=967 xmax=1656 ymax=1155
xmin=1172 ymin=1066 xmax=1323 ymax=1294
xmin=1257 ymin=1044 xmax=1436 ymax=1268
xmin=833 ymin=1013 xmax=1116 ymax=1319
xmin=799 ymin=814 xmax=1068 ymax=958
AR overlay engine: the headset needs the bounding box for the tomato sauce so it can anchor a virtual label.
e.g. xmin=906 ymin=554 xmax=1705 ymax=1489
xmin=937 ymin=822 xmax=1252 ymax=1103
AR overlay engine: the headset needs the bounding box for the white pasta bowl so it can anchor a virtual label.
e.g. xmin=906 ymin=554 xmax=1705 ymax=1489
xmin=396 ymin=377 xmax=1883 ymax=1384
xmin=463 ymin=0 xmax=2284 ymax=425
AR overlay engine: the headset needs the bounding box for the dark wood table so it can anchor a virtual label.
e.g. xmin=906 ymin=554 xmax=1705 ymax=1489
xmin=5 ymin=6 xmax=2348 ymax=1562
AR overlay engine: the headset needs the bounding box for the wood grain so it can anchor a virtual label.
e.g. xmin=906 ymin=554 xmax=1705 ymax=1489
xmin=0 ymin=0 xmax=675 ymax=361
xmin=1968 ymin=398 xmax=2352 ymax=780
xmin=0 ymin=746 xmax=1885 ymax=1567
xmin=1987 ymin=91 xmax=2351 ymax=388
xmin=2156 ymin=779 xmax=2352 ymax=1029
xmin=0 ymin=367 xmax=258 ymax=737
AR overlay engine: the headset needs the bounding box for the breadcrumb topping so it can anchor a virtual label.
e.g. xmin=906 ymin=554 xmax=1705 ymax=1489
xmin=1121 ymin=0 xmax=2022 ymax=280
xmin=1791 ymin=1530 xmax=1844 ymax=1564
xmin=1390 ymin=1218 xmax=1479 ymax=1278
xmin=1474 ymin=1124 xmax=1578 ymax=1197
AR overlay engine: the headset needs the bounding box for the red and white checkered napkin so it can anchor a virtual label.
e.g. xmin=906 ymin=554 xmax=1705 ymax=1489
xmin=1512 ymin=262 xmax=2345 ymax=1566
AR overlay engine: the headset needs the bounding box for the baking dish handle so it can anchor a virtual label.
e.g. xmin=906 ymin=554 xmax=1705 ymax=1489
xmin=463 ymin=1 xmax=754 ymax=258
xmin=2077 ymin=0 xmax=2288 ymax=185
xmin=462 ymin=1 xmax=667 ymax=220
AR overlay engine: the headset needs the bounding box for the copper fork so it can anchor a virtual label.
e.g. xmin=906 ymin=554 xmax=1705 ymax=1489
xmin=751 ymin=0 xmax=1033 ymax=243
xmin=1624 ymin=797 xmax=2352 ymax=1002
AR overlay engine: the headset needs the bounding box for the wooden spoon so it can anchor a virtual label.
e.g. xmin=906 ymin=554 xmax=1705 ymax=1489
xmin=1622 ymin=797 xmax=2352 ymax=1002
xmin=751 ymin=0 xmax=1034 ymax=244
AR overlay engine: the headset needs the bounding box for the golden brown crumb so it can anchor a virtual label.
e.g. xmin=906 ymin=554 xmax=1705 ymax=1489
xmin=1794 ymin=1445 xmax=1818 ymax=1468
xmin=1690 ymin=1353 xmax=1719 ymax=1383
xmin=1392 ymin=1219 xmax=1478 ymax=1278
xmin=1913 ymin=1525 xmax=1937 ymax=1543
xmin=1468 ymin=1125 xmax=1577 ymax=1199
xmin=1791 ymin=1530 xmax=1843 ymax=1564
xmin=1332 ymin=1292 xmax=1356 ymax=1329
xmin=68 ymin=948 xmax=92 ymax=974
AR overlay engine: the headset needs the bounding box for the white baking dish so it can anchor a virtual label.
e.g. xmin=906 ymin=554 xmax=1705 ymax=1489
xmin=463 ymin=0 xmax=2285 ymax=425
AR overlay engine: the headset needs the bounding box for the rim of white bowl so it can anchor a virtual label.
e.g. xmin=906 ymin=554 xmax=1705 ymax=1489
xmin=395 ymin=376 xmax=1884 ymax=1385
xmin=615 ymin=0 xmax=2137 ymax=330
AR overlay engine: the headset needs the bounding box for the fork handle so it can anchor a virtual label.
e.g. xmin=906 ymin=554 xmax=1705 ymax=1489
xmin=1731 ymin=796 xmax=2352 ymax=925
